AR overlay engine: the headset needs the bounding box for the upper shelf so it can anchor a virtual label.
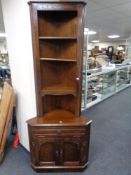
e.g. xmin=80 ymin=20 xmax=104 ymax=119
xmin=39 ymin=37 xmax=77 ymax=40
xmin=41 ymin=85 xmax=76 ymax=96
xmin=40 ymin=58 xmax=77 ymax=62
xmin=38 ymin=10 xmax=77 ymax=37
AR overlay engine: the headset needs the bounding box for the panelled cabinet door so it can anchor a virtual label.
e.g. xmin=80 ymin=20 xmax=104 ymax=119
xmin=62 ymin=137 xmax=81 ymax=166
xmin=79 ymin=138 xmax=89 ymax=165
xmin=33 ymin=136 xmax=60 ymax=166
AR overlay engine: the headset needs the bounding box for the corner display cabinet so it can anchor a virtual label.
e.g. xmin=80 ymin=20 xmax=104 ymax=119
xmin=27 ymin=0 xmax=92 ymax=172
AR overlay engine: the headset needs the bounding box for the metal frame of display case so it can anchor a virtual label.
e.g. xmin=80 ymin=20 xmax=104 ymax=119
xmin=125 ymin=36 xmax=131 ymax=60
xmin=82 ymin=28 xmax=88 ymax=110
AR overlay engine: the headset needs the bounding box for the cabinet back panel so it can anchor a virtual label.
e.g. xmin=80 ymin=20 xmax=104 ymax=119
xmin=38 ymin=11 xmax=77 ymax=37
xmin=39 ymin=40 xmax=77 ymax=60
xmin=42 ymin=95 xmax=76 ymax=114
xmin=40 ymin=61 xmax=77 ymax=89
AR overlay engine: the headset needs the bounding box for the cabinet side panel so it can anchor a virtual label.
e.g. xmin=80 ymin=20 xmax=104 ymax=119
xmin=29 ymin=4 xmax=43 ymax=115
xmin=75 ymin=4 xmax=85 ymax=116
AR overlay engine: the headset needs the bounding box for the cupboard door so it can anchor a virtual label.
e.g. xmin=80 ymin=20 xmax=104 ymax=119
xmin=62 ymin=137 xmax=81 ymax=166
xmin=36 ymin=137 xmax=60 ymax=166
xmin=79 ymin=139 xmax=89 ymax=165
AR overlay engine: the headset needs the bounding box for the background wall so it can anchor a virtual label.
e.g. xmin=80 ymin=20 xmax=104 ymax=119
xmin=1 ymin=0 xmax=37 ymax=150
xmin=88 ymin=41 xmax=126 ymax=52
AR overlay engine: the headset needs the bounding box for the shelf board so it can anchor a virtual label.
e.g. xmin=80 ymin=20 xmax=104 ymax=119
xmin=39 ymin=36 xmax=77 ymax=40
xmin=41 ymin=86 xmax=76 ymax=96
xmin=44 ymin=110 xmax=75 ymax=120
xmin=40 ymin=58 xmax=77 ymax=62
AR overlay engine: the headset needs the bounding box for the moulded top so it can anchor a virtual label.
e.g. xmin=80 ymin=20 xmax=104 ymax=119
xmin=28 ymin=0 xmax=86 ymax=5
xmin=27 ymin=110 xmax=92 ymax=126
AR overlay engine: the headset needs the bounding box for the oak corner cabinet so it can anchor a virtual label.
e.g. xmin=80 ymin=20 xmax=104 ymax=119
xmin=27 ymin=0 xmax=92 ymax=172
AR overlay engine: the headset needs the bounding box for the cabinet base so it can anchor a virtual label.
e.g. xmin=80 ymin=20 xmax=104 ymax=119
xmin=31 ymin=162 xmax=88 ymax=172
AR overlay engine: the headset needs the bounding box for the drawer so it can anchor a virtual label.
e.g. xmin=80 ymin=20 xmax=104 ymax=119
xmin=30 ymin=126 xmax=88 ymax=136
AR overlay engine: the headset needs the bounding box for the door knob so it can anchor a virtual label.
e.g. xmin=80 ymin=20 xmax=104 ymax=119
xmin=76 ymin=77 xmax=79 ymax=81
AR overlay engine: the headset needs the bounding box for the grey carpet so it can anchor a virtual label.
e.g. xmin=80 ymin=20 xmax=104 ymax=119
xmin=0 ymin=87 xmax=131 ymax=175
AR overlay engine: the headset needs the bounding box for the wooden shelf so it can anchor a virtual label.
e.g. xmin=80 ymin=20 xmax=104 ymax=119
xmin=27 ymin=113 xmax=91 ymax=126
xmin=41 ymin=86 xmax=76 ymax=96
xmin=39 ymin=39 xmax=77 ymax=59
xmin=39 ymin=37 xmax=77 ymax=40
xmin=40 ymin=58 xmax=77 ymax=62
xmin=38 ymin=11 xmax=77 ymax=37
xmin=44 ymin=109 xmax=75 ymax=119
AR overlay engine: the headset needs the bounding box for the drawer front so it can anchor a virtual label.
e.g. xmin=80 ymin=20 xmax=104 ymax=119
xmin=30 ymin=126 xmax=89 ymax=137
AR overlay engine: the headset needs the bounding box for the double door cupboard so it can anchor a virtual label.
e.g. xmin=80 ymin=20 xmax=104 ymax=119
xmin=28 ymin=116 xmax=91 ymax=171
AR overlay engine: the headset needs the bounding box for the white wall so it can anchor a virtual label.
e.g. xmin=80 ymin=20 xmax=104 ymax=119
xmin=1 ymin=0 xmax=37 ymax=150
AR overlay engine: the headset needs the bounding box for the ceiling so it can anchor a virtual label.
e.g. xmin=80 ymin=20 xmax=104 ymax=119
xmin=86 ymin=0 xmax=131 ymax=42
xmin=0 ymin=0 xmax=131 ymax=43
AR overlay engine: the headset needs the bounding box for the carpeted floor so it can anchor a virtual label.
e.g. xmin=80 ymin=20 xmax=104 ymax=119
xmin=1 ymin=87 xmax=131 ymax=175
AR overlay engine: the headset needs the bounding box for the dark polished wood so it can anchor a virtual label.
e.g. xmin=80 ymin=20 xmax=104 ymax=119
xmin=30 ymin=1 xmax=86 ymax=116
xmin=27 ymin=116 xmax=91 ymax=171
xmin=27 ymin=0 xmax=91 ymax=172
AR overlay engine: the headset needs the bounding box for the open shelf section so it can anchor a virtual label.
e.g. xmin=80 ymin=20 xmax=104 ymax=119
xmin=42 ymin=95 xmax=76 ymax=115
xmin=38 ymin=10 xmax=77 ymax=37
xmin=39 ymin=37 xmax=77 ymax=40
xmin=41 ymin=85 xmax=76 ymax=96
xmin=40 ymin=61 xmax=77 ymax=91
xmin=40 ymin=58 xmax=77 ymax=62
xmin=39 ymin=39 xmax=77 ymax=60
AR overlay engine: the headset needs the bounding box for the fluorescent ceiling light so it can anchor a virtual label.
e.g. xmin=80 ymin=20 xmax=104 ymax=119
xmin=0 ymin=33 xmax=7 ymax=38
xmin=108 ymin=35 xmax=120 ymax=39
xmin=91 ymin=40 xmax=99 ymax=43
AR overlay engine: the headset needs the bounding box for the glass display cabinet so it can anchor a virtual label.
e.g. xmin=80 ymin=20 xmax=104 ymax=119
xmin=82 ymin=65 xmax=131 ymax=110
xmin=102 ymin=71 xmax=116 ymax=99
xmin=116 ymin=67 xmax=130 ymax=91
xmin=81 ymin=36 xmax=131 ymax=110
xmin=125 ymin=37 xmax=131 ymax=60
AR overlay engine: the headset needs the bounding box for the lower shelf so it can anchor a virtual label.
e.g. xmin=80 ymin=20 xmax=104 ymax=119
xmin=44 ymin=109 xmax=75 ymax=118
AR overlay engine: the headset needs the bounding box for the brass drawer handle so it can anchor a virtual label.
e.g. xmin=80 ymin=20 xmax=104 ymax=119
xmin=32 ymin=142 xmax=35 ymax=147
xmin=56 ymin=150 xmax=59 ymax=157
xmin=57 ymin=129 xmax=61 ymax=134
xmin=60 ymin=149 xmax=63 ymax=156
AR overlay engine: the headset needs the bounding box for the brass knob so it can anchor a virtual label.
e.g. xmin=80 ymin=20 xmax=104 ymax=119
xmin=76 ymin=77 xmax=79 ymax=81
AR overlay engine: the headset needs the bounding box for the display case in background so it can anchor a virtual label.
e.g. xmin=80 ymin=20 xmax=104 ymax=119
xmin=0 ymin=52 xmax=11 ymax=96
xmin=125 ymin=37 xmax=131 ymax=60
xmin=82 ymin=65 xmax=131 ymax=110
xmin=81 ymin=35 xmax=131 ymax=111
